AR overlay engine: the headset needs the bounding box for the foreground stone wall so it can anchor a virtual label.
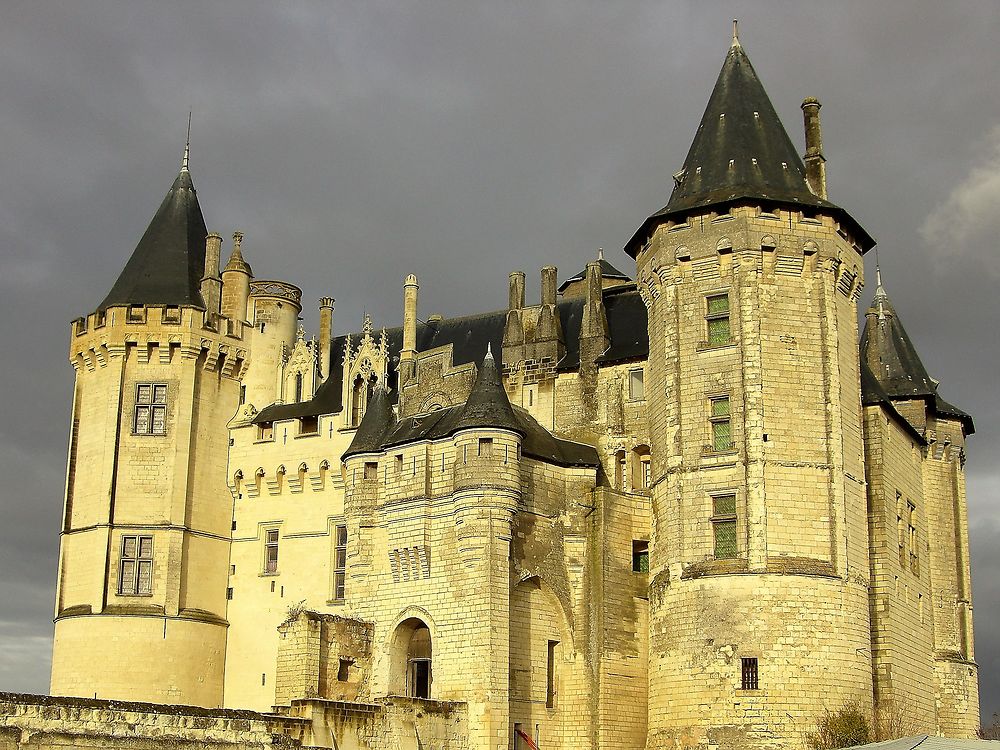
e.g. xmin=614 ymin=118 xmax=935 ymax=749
xmin=0 ymin=692 xmax=299 ymax=749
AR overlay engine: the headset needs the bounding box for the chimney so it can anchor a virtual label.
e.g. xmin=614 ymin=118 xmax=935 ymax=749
xmin=201 ymin=233 xmax=223 ymax=315
xmin=580 ymin=259 xmax=610 ymax=375
xmin=508 ymin=271 xmax=525 ymax=311
xmin=318 ymin=297 xmax=335 ymax=383
xmin=540 ymin=266 xmax=557 ymax=307
xmin=400 ymin=274 xmax=419 ymax=383
xmin=801 ymin=97 xmax=827 ymax=200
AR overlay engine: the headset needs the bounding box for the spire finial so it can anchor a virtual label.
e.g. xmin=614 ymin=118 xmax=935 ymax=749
xmin=485 ymin=341 xmax=494 ymax=360
xmin=181 ymin=111 xmax=192 ymax=172
xmin=598 ymin=247 xmax=604 ymax=261
xmin=732 ymin=19 xmax=740 ymax=48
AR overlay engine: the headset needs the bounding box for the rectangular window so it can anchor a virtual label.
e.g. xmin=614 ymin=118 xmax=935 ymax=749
xmin=896 ymin=493 xmax=906 ymax=568
xmin=163 ymin=305 xmax=181 ymax=324
xmin=363 ymin=462 xmax=378 ymax=480
xmin=741 ymin=657 xmax=759 ymax=690
xmin=226 ymin=587 xmax=234 ymax=600
xmin=632 ymin=540 xmax=649 ymax=573
xmin=264 ymin=529 xmax=279 ymax=574
xmin=337 ymin=658 xmax=352 ymax=682
xmin=706 ymin=293 xmax=731 ymax=345
xmin=640 ymin=455 xmax=652 ymax=489
xmin=546 ymin=640 xmax=558 ymax=708
xmin=333 ymin=525 xmax=347 ymax=601
xmin=710 ymin=396 xmax=733 ymax=451
xmin=628 ymin=369 xmax=645 ymax=400
xmin=258 ymin=422 xmax=274 ymax=441
xmin=239 ymin=385 xmax=246 ymax=405
xmin=299 ymin=415 xmax=319 ymax=435
xmin=118 ymin=535 xmax=153 ymax=595
xmin=478 ymin=437 xmax=493 ymax=457
xmin=133 ymin=383 xmax=167 ymax=435
xmin=712 ymin=493 xmax=738 ymax=559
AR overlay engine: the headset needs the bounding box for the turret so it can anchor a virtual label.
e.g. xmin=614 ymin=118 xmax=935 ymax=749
xmin=242 ymin=278 xmax=302 ymax=407
xmin=51 ymin=148 xmax=240 ymax=707
xmin=221 ymin=231 xmax=253 ymax=322
xmin=626 ymin=32 xmax=874 ymax=748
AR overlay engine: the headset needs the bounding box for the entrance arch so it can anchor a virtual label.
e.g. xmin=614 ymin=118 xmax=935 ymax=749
xmin=389 ymin=617 xmax=433 ymax=699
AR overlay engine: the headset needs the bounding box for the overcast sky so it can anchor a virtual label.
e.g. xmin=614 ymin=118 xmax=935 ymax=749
xmin=1 ymin=0 xmax=998 ymax=723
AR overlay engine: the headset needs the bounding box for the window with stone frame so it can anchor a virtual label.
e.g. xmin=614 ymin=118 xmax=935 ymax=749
xmin=628 ymin=368 xmax=645 ymax=400
xmin=706 ymin=293 xmax=731 ymax=346
xmin=907 ymin=501 xmax=919 ymax=575
xmin=133 ymin=383 xmax=167 ymax=435
xmin=264 ymin=529 xmax=279 ymax=574
xmin=333 ymin=524 xmax=347 ymax=601
xmin=709 ymin=396 xmax=733 ymax=451
xmin=711 ymin=493 xmax=738 ymax=559
xmin=118 ymin=535 xmax=153 ymax=595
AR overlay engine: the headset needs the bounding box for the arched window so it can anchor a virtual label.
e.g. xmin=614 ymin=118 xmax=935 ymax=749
xmin=351 ymin=374 xmax=365 ymax=426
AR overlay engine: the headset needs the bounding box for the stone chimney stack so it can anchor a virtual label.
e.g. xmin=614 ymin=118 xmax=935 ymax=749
xmin=400 ymin=274 xmax=419 ymax=383
xmin=318 ymin=297 xmax=335 ymax=383
xmin=202 ymin=233 xmax=223 ymax=315
xmin=508 ymin=271 xmax=525 ymax=311
xmin=801 ymin=97 xmax=827 ymax=199
xmin=540 ymin=266 xmax=557 ymax=307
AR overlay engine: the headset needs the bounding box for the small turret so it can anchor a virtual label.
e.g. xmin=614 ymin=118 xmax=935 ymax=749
xmin=221 ymin=231 xmax=253 ymax=322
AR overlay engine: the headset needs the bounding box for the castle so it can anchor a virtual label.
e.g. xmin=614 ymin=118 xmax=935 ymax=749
xmin=44 ymin=34 xmax=979 ymax=750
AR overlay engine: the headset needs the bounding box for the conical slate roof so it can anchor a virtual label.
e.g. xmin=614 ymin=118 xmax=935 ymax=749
xmin=452 ymin=345 xmax=521 ymax=434
xmin=861 ymin=276 xmax=973 ymax=434
xmin=223 ymin=244 xmax=253 ymax=276
xmin=343 ymin=386 xmax=396 ymax=459
xmin=625 ymin=37 xmax=873 ymax=257
xmin=100 ymin=161 xmax=208 ymax=310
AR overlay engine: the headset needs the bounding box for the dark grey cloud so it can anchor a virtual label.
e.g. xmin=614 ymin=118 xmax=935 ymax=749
xmin=1 ymin=0 xmax=998 ymax=722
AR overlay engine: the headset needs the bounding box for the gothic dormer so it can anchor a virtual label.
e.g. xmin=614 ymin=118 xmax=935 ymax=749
xmin=283 ymin=325 xmax=319 ymax=404
xmin=342 ymin=314 xmax=391 ymax=428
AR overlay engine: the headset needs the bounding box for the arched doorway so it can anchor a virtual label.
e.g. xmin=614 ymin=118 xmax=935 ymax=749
xmin=389 ymin=617 xmax=433 ymax=699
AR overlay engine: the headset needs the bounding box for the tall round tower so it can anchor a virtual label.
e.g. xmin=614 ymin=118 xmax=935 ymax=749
xmin=51 ymin=150 xmax=243 ymax=707
xmin=624 ymin=35 xmax=876 ymax=749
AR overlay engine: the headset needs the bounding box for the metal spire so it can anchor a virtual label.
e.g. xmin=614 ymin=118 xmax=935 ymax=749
xmin=485 ymin=341 xmax=494 ymax=360
xmin=181 ymin=111 xmax=191 ymax=172
xmin=731 ymin=19 xmax=740 ymax=48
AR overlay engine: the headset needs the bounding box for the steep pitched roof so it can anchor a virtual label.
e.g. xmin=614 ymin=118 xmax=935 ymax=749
xmin=342 ymin=386 xmax=396 ymax=459
xmin=100 ymin=160 xmax=208 ymax=310
xmin=625 ymin=38 xmax=873 ymax=256
xmin=557 ymin=258 xmax=632 ymax=293
xmin=451 ymin=345 xmax=520 ymax=434
xmin=861 ymin=275 xmax=974 ymax=434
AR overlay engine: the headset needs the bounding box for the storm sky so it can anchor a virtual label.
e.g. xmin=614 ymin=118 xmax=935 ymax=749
xmin=2 ymin=0 xmax=999 ymax=722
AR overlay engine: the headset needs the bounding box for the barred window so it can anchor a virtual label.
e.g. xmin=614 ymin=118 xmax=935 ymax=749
xmin=333 ymin=525 xmax=347 ymax=601
xmin=741 ymin=657 xmax=759 ymax=690
xmin=119 ymin=535 xmax=153 ymax=595
xmin=706 ymin=294 xmax=731 ymax=346
xmin=712 ymin=493 xmax=738 ymax=559
xmin=133 ymin=384 xmax=167 ymax=435
xmin=710 ymin=396 xmax=733 ymax=451
xmin=264 ymin=529 xmax=279 ymax=574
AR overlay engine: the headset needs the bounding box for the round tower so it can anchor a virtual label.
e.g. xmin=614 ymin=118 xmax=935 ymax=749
xmin=51 ymin=152 xmax=242 ymax=707
xmin=221 ymin=231 xmax=253 ymax=322
xmin=242 ymin=278 xmax=302 ymax=406
xmin=625 ymin=36 xmax=875 ymax=749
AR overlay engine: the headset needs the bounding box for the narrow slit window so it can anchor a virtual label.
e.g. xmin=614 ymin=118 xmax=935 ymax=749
xmin=712 ymin=493 xmax=738 ymax=559
xmin=333 ymin=524 xmax=347 ymax=601
xmin=546 ymin=640 xmax=558 ymax=708
xmin=741 ymin=657 xmax=759 ymax=690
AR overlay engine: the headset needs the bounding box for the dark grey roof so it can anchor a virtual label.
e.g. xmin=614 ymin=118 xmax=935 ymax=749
xmin=557 ymin=258 xmax=632 ymax=292
xmin=342 ymin=387 xmax=395 ymax=459
xmin=861 ymin=280 xmax=974 ymax=434
xmin=451 ymin=347 xmax=520 ymax=434
xmin=860 ymin=357 xmax=925 ymax=443
xmin=100 ymin=166 xmax=208 ymax=310
xmin=360 ymin=403 xmax=598 ymax=468
xmin=254 ymin=286 xmax=649 ymax=424
xmin=625 ymin=39 xmax=874 ymax=257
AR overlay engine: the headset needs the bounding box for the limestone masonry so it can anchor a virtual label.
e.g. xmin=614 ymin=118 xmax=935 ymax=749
xmin=42 ymin=34 xmax=979 ymax=750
